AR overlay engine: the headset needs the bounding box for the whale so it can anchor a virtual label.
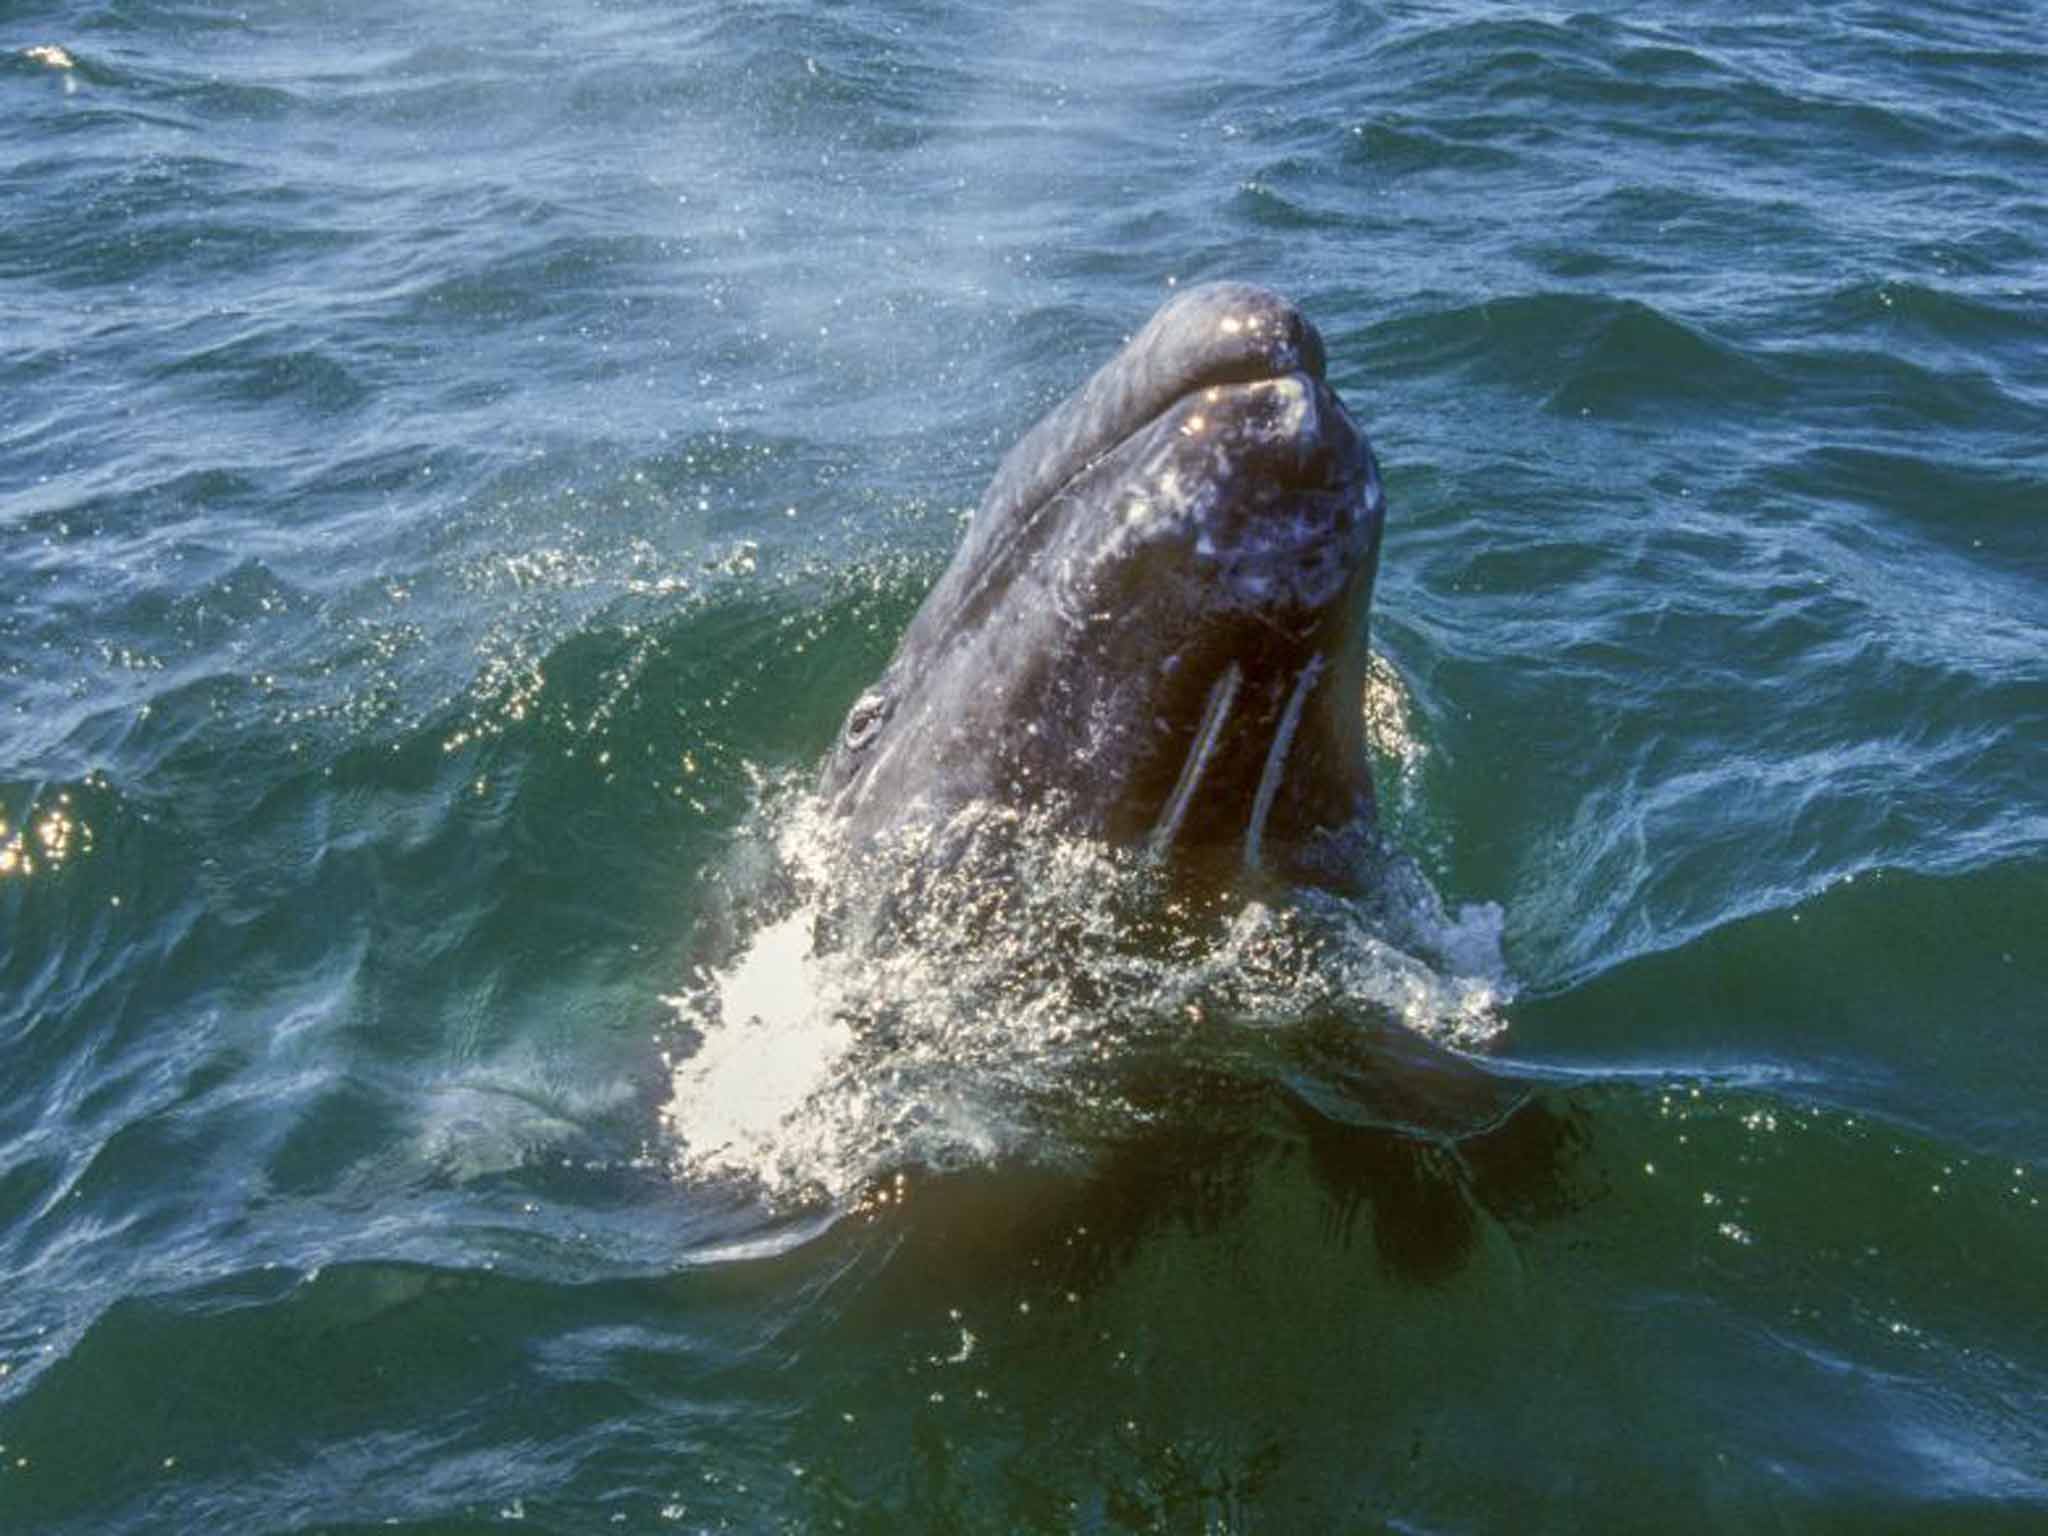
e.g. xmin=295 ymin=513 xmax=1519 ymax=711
xmin=822 ymin=282 xmax=1387 ymax=888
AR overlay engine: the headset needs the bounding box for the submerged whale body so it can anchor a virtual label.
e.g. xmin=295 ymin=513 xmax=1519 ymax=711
xmin=824 ymin=282 xmax=1387 ymax=887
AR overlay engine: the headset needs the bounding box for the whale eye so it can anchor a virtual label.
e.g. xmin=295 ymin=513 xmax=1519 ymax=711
xmin=842 ymin=690 xmax=889 ymax=752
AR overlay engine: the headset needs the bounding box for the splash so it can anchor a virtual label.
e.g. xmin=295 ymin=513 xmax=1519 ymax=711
xmin=21 ymin=44 xmax=81 ymax=94
xmin=661 ymin=770 xmax=1512 ymax=1204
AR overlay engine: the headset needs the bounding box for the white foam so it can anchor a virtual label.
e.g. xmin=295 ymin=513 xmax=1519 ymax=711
xmin=661 ymin=909 xmax=853 ymax=1178
xmin=659 ymin=765 xmax=1514 ymax=1204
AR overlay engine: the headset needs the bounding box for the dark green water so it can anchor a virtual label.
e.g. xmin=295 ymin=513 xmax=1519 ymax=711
xmin=3 ymin=1 xmax=2044 ymax=1530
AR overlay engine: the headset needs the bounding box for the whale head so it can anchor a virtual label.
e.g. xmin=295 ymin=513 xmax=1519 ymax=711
xmin=823 ymin=282 xmax=1387 ymax=884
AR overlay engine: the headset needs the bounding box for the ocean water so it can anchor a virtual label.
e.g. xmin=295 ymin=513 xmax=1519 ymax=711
xmin=3 ymin=0 xmax=2045 ymax=1530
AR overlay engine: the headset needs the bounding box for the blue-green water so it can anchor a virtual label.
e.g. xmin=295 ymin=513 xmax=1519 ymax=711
xmin=3 ymin=1 xmax=2045 ymax=1530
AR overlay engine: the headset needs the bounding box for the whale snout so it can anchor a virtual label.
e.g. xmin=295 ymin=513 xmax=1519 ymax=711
xmin=1148 ymin=282 xmax=1329 ymax=390
xmin=1114 ymin=364 xmax=1380 ymax=608
xmin=1181 ymin=370 xmax=1368 ymax=495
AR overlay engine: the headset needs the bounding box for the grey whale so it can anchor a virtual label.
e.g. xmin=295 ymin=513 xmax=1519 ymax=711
xmin=823 ymin=283 xmax=1388 ymax=888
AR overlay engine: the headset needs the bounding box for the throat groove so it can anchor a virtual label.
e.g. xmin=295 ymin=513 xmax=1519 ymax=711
xmin=1244 ymin=655 xmax=1324 ymax=871
xmin=1149 ymin=663 xmax=1242 ymax=855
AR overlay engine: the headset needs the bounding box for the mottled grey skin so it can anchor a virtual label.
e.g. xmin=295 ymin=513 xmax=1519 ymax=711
xmin=823 ymin=282 xmax=1387 ymax=885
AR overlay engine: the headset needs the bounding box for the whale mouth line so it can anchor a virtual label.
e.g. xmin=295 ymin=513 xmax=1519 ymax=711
xmin=932 ymin=363 xmax=1345 ymax=649
xmin=1026 ymin=363 xmax=1315 ymax=528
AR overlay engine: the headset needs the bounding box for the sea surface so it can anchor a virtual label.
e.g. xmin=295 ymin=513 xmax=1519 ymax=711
xmin=3 ymin=1 xmax=2045 ymax=1531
